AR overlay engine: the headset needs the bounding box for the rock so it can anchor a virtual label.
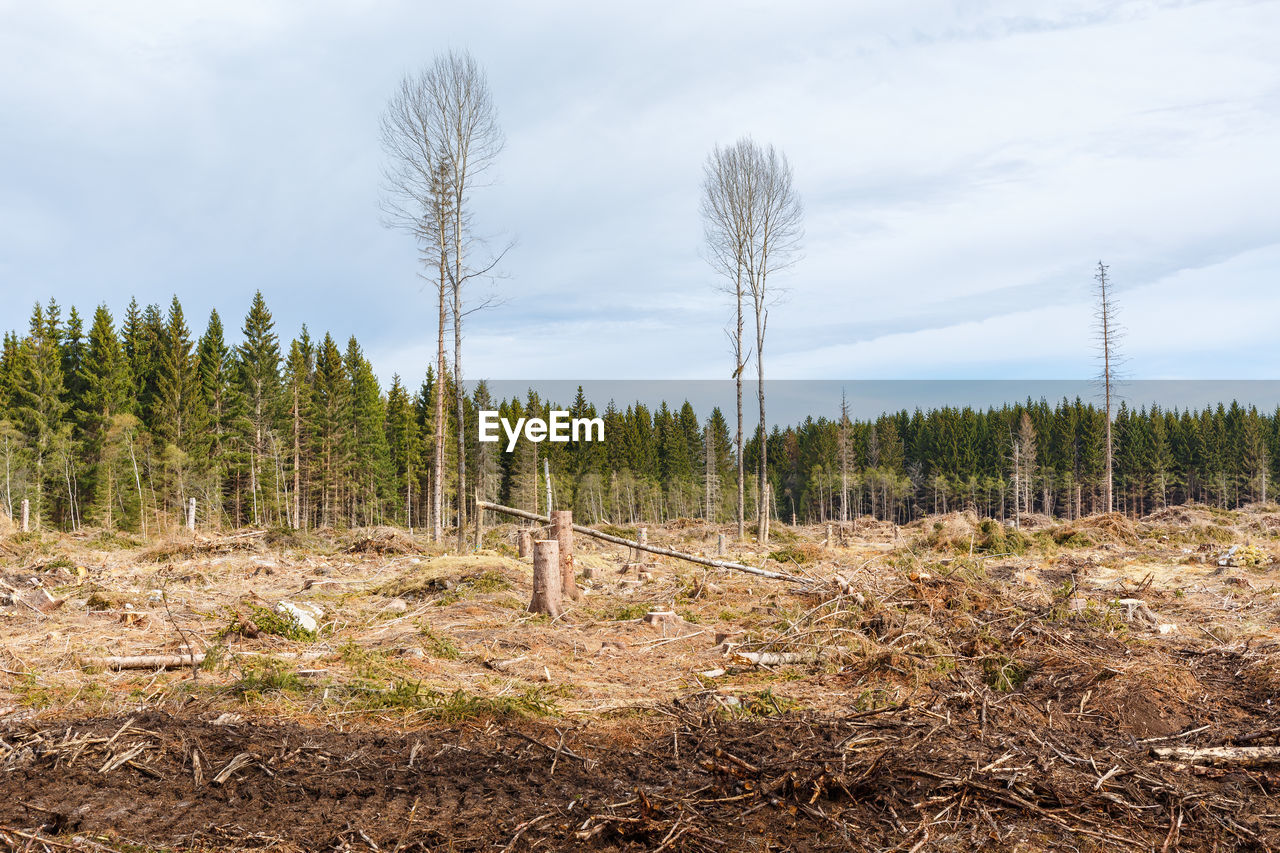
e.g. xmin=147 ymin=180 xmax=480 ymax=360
xmin=275 ymin=601 xmax=319 ymax=634
xmin=383 ymin=598 xmax=409 ymax=615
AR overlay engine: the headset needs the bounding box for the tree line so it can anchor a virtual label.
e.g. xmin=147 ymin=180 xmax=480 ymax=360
xmin=1 ymin=293 xmax=1275 ymax=535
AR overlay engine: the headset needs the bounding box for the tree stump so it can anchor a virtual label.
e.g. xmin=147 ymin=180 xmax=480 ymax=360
xmin=717 ymin=533 xmax=725 ymax=556
xmin=644 ymin=610 xmax=682 ymax=628
xmin=634 ymin=526 xmax=648 ymax=564
xmin=187 ymin=498 xmax=197 ymax=532
xmin=529 ymin=539 xmax=562 ymax=618
xmin=825 ymin=523 xmax=833 ymax=547
xmin=20 ymin=499 xmax=29 ymax=533
xmin=552 ymin=510 xmax=580 ymax=601
xmin=518 ymin=530 xmax=533 ymax=559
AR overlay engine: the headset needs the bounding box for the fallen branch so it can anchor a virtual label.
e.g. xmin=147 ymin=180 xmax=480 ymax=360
xmin=476 ymin=500 xmax=809 ymax=583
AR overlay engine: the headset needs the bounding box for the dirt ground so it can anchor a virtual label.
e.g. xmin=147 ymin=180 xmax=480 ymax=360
xmin=2 ymin=507 xmax=1279 ymax=851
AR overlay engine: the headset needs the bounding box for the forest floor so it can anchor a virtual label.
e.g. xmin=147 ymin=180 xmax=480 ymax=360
xmin=1 ymin=506 xmax=1279 ymax=851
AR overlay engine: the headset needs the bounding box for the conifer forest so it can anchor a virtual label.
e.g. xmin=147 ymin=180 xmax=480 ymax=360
xmin=2 ymin=295 xmax=1275 ymax=536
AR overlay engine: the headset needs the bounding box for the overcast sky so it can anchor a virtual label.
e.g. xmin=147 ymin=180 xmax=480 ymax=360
xmin=2 ymin=0 xmax=1277 ymax=389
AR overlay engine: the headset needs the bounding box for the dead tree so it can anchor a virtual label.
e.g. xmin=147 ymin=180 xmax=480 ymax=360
xmin=1094 ymin=261 xmax=1122 ymax=514
xmin=838 ymin=391 xmax=852 ymax=527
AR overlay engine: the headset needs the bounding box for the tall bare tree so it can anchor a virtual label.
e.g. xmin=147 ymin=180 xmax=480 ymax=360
xmin=701 ymin=144 xmax=750 ymax=540
xmin=381 ymin=75 xmax=450 ymax=541
xmin=380 ymin=50 xmax=505 ymax=546
xmin=1094 ymin=261 xmax=1121 ymax=514
xmin=700 ymin=138 xmax=801 ymax=543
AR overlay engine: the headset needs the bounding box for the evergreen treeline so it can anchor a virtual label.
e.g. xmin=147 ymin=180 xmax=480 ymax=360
xmin=1 ymin=295 xmax=1276 ymax=534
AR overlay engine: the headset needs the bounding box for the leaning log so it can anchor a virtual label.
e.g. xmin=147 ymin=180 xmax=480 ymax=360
xmin=475 ymin=500 xmax=808 ymax=584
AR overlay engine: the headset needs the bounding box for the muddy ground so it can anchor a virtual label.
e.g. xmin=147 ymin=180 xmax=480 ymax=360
xmin=2 ymin=508 xmax=1279 ymax=850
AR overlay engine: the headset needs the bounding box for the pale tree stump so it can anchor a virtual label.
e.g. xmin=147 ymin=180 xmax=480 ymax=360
xmin=552 ymin=510 xmax=580 ymax=601
xmin=187 ymin=498 xmax=197 ymax=532
xmin=529 ymin=539 xmax=562 ymax=618
xmin=21 ymin=499 xmax=29 ymax=533
xmin=825 ymin=523 xmax=833 ymax=547
xmin=717 ymin=533 xmax=725 ymax=557
xmin=518 ymin=530 xmax=533 ymax=559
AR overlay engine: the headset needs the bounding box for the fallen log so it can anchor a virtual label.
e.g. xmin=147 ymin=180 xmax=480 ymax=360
xmin=84 ymin=649 xmax=327 ymax=671
xmin=86 ymin=653 xmax=206 ymax=670
xmin=475 ymin=500 xmax=809 ymax=583
xmin=1151 ymin=745 xmax=1280 ymax=766
xmin=732 ymin=650 xmax=816 ymax=667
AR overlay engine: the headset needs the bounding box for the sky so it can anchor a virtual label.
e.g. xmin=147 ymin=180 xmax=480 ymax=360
xmin=1 ymin=0 xmax=1277 ymax=391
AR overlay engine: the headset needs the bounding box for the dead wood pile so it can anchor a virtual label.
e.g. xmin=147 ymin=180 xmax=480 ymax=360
xmin=345 ymin=526 xmax=420 ymax=555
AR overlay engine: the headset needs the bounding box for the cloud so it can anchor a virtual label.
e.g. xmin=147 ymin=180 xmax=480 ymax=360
xmin=0 ymin=0 xmax=1276 ymax=388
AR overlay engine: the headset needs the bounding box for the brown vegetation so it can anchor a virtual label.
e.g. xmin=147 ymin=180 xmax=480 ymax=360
xmin=2 ymin=507 xmax=1279 ymax=850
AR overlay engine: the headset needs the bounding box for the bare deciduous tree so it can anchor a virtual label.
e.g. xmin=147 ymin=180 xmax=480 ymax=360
xmin=380 ymin=50 xmax=505 ymax=547
xmin=700 ymin=138 xmax=802 ymax=543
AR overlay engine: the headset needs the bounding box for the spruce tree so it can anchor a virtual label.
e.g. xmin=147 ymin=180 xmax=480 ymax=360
xmin=197 ymin=310 xmax=239 ymax=526
xmin=11 ymin=303 xmax=68 ymax=529
xmin=345 ymin=336 xmax=390 ymax=525
xmin=310 ymin=333 xmax=350 ymax=527
xmin=283 ymin=329 xmax=314 ymax=529
xmin=153 ymin=297 xmax=203 ymax=524
xmin=386 ymin=375 xmax=421 ymax=527
xmin=238 ymin=292 xmax=282 ymax=526
xmin=78 ymin=306 xmax=129 ymax=527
